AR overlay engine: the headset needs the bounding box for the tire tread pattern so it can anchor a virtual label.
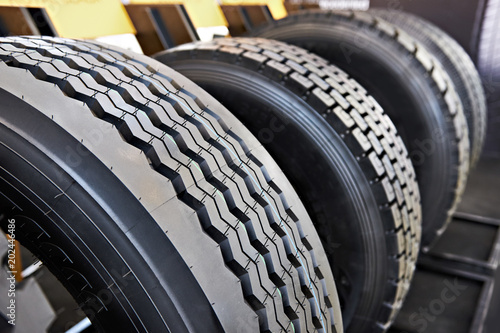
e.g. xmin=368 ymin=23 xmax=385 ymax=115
xmin=160 ymin=37 xmax=422 ymax=331
xmin=370 ymin=8 xmax=487 ymax=168
xmin=0 ymin=36 xmax=335 ymax=333
xmin=253 ymin=10 xmax=470 ymax=247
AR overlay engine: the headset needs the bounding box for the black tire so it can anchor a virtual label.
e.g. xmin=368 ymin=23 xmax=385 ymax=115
xmin=477 ymin=0 xmax=500 ymax=156
xmin=252 ymin=10 xmax=470 ymax=248
xmin=370 ymin=8 xmax=487 ymax=168
xmin=0 ymin=36 xmax=342 ymax=333
xmin=477 ymin=0 xmax=500 ymax=82
xmin=155 ymin=37 xmax=421 ymax=333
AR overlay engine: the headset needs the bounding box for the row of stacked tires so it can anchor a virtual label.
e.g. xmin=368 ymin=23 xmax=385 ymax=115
xmin=0 ymin=8 xmax=486 ymax=333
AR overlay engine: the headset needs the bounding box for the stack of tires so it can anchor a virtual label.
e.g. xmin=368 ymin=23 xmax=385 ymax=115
xmin=0 ymin=8 xmax=486 ymax=333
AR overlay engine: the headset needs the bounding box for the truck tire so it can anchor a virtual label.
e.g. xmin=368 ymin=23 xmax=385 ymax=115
xmin=155 ymin=37 xmax=421 ymax=333
xmin=252 ymin=10 xmax=470 ymax=248
xmin=476 ymin=0 xmax=500 ymax=156
xmin=370 ymin=8 xmax=487 ymax=168
xmin=0 ymin=36 xmax=341 ymax=333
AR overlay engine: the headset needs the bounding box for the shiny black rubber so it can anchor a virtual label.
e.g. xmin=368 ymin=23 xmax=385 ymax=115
xmin=0 ymin=87 xmax=222 ymax=333
xmin=252 ymin=10 xmax=470 ymax=248
xmin=0 ymin=36 xmax=340 ymax=333
xmin=371 ymin=8 xmax=486 ymax=168
xmin=156 ymin=37 xmax=421 ymax=333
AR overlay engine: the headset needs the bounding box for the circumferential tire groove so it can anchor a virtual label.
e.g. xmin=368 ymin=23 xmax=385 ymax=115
xmin=251 ymin=9 xmax=469 ymax=249
xmin=347 ymin=12 xmax=469 ymax=239
xmin=21 ymin=48 xmax=297 ymax=329
xmin=0 ymin=36 xmax=335 ymax=332
xmin=371 ymin=8 xmax=486 ymax=168
xmin=97 ymin=54 xmax=326 ymax=329
xmin=0 ymin=155 xmax=150 ymax=331
xmin=22 ymin=40 xmax=302 ymax=329
xmin=156 ymin=37 xmax=422 ymax=331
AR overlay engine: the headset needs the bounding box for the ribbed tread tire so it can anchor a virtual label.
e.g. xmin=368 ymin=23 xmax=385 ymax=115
xmin=370 ymin=8 xmax=487 ymax=168
xmin=252 ymin=10 xmax=470 ymax=248
xmin=0 ymin=36 xmax=340 ymax=333
xmin=156 ymin=37 xmax=421 ymax=333
xmin=477 ymin=0 xmax=500 ymax=156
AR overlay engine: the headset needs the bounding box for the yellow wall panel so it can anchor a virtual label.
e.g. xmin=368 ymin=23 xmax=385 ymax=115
xmin=221 ymin=0 xmax=287 ymax=19
xmin=0 ymin=0 xmax=135 ymax=38
xmin=0 ymin=0 xmax=286 ymax=36
xmin=127 ymin=0 xmax=227 ymax=27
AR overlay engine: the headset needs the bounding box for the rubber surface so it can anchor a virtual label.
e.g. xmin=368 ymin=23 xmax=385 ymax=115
xmin=0 ymin=79 xmax=221 ymax=333
xmin=156 ymin=37 xmax=421 ymax=333
xmin=371 ymin=8 xmax=487 ymax=168
xmin=477 ymin=0 xmax=500 ymax=80
xmin=0 ymin=36 xmax=341 ymax=332
xmin=476 ymin=0 xmax=500 ymax=157
xmin=252 ymin=10 xmax=470 ymax=248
